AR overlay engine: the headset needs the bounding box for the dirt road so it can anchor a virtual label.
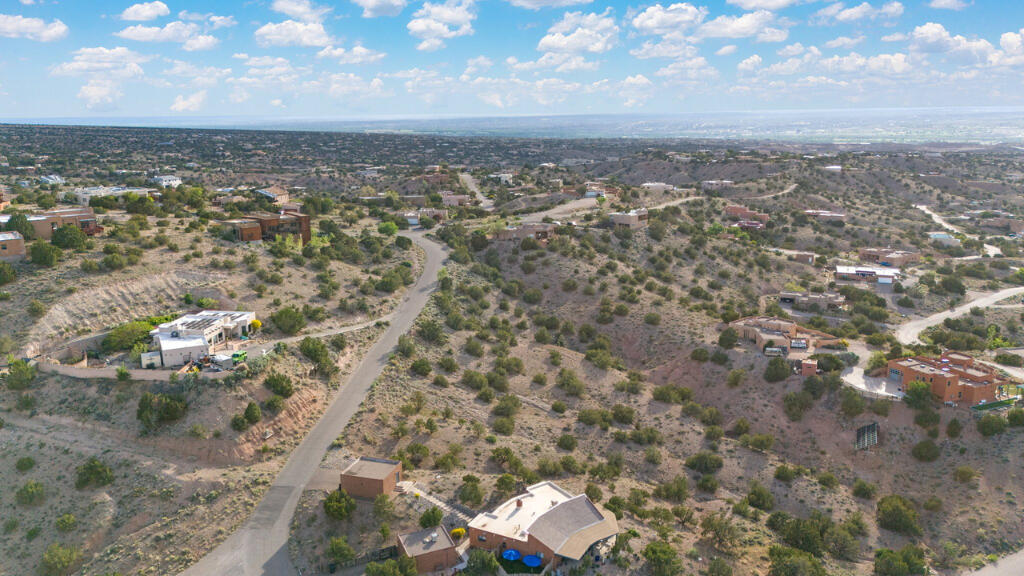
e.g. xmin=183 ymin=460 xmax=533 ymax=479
xmin=178 ymin=231 xmax=447 ymax=576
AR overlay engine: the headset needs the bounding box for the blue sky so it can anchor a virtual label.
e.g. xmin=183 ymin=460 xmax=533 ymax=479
xmin=0 ymin=0 xmax=1021 ymax=118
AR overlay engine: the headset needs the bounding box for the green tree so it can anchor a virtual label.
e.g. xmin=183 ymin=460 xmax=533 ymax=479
xmin=764 ymin=357 xmax=791 ymax=383
xmin=244 ymin=402 xmax=261 ymax=424
xmin=55 ymin=514 xmax=77 ymax=533
xmin=373 ymin=493 xmax=395 ymax=520
xmin=365 ymin=557 xmax=418 ymax=576
xmin=767 ymin=546 xmax=827 ymax=576
xmin=5 ymin=357 xmax=37 ymax=390
xmin=3 ymin=213 xmax=35 ymax=239
xmin=102 ymin=321 xmax=153 ymax=353
xmin=718 ymin=327 xmax=738 ymax=349
xmin=51 ymin=225 xmax=87 ymax=250
xmin=271 ymin=305 xmax=307 ymax=335
xmin=747 ymin=481 xmax=775 ymax=511
xmin=877 ymin=495 xmax=921 ymax=536
xmin=700 ymin=511 xmax=739 ymax=549
xmin=977 ymin=413 xmax=1007 ymax=436
xmin=873 ymin=545 xmax=927 ymax=576
xmin=30 ymin=241 xmax=61 ymax=267
xmin=324 ymin=489 xmax=357 ymax=521
xmin=0 ymin=260 xmax=15 ymax=286
xmin=378 ymin=221 xmax=399 ymax=236
xmin=642 ymin=540 xmax=681 ymax=576
xmin=419 ymin=505 xmax=443 ymax=528
xmin=903 ymin=381 xmax=933 ymax=409
xmin=327 ymin=536 xmax=356 ymax=563
xmin=707 ymin=557 xmax=733 ymax=576
xmin=463 ymin=549 xmax=500 ymax=576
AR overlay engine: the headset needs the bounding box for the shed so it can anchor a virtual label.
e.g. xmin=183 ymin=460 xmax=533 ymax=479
xmin=339 ymin=457 xmax=402 ymax=499
xmin=398 ymin=527 xmax=459 ymax=574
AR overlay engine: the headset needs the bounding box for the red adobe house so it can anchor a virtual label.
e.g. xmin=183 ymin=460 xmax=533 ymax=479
xmin=887 ymin=353 xmax=1004 ymax=405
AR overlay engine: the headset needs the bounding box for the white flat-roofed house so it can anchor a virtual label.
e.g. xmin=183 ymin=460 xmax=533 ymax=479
xmin=150 ymin=310 xmax=256 ymax=367
xmin=150 ymin=175 xmax=183 ymax=188
xmin=641 ymin=182 xmax=675 ymax=192
xmin=835 ymin=265 xmax=901 ymax=284
xmin=467 ymin=481 xmax=618 ymax=570
xmin=71 ymin=186 xmax=156 ymax=206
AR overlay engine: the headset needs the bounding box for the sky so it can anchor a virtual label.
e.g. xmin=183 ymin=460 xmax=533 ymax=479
xmin=0 ymin=0 xmax=1022 ymax=119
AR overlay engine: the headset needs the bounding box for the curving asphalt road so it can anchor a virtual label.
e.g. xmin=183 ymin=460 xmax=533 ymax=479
xmin=178 ymin=231 xmax=446 ymax=576
xmin=458 ymin=173 xmax=494 ymax=211
xmin=893 ymin=286 xmax=1024 ymax=345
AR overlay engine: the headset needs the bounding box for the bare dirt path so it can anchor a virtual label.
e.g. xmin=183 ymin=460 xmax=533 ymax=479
xmin=914 ymin=204 xmax=1002 ymax=257
xmin=178 ymin=231 xmax=446 ymax=576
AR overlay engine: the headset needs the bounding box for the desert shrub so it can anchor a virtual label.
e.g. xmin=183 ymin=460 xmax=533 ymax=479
xmin=653 ymin=475 xmax=689 ymax=503
xmin=774 ymin=465 xmax=797 ymax=483
xmin=492 ymin=417 xmax=515 ymax=435
xmin=718 ymin=328 xmax=738 ymax=349
xmin=642 ymin=540 xmax=681 ymax=576
xmin=16 ymin=456 xmax=35 ymax=472
xmin=55 ymin=514 xmax=77 ymax=533
xmin=557 ymin=434 xmax=577 ymax=451
xmin=40 ymin=542 xmax=80 ymax=576
xmin=1007 ymin=408 xmax=1024 ymax=427
xmin=16 ymin=480 xmax=45 ymax=506
xmin=685 ymin=451 xmax=723 ymax=474
xmin=691 ymin=348 xmax=710 ymax=362
xmin=977 ymin=413 xmax=1007 ymax=436
xmin=782 ymin=391 xmax=814 ymax=421
xmin=410 ymin=358 xmax=432 ymax=376
xmin=726 ymin=369 xmax=746 ymax=388
xmin=747 ymin=481 xmax=774 ymax=511
xmin=651 ymin=384 xmax=693 ymax=404
xmin=954 ymin=466 xmax=976 ymax=483
xmin=264 ymin=372 xmax=294 ymax=398
xmin=75 ymin=457 xmax=114 ymax=489
xmin=327 ymin=536 xmax=356 ymax=563
xmin=946 ymin=418 xmax=963 ymax=438
xmin=852 ymin=479 xmax=877 ymax=499
xmin=612 ymin=404 xmax=636 ymax=425
xmin=873 ymin=545 xmax=927 ymax=576
xmin=817 ymin=472 xmax=839 ymax=489
xmin=877 ymin=495 xmax=921 ymax=535
xmin=768 ymin=546 xmax=827 ymax=576
xmin=911 ymin=440 xmax=940 ymax=462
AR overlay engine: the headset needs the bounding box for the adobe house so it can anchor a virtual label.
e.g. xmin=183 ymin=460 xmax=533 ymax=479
xmin=339 ymin=457 xmax=402 ymax=499
xmin=468 ymin=481 xmax=618 ymax=571
xmin=886 ymin=353 xmax=1006 ymax=405
xmin=398 ymin=527 xmax=459 ymax=574
xmin=0 ymin=231 xmax=26 ymax=262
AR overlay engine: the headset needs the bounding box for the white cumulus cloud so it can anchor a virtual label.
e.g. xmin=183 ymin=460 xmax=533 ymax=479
xmin=631 ymin=3 xmax=706 ymax=36
xmin=121 ymin=1 xmax=170 ymax=21
xmin=538 ymin=8 xmax=618 ymax=54
xmin=351 ymin=0 xmax=409 ymax=17
xmin=0 ymin=13 xmax=68 ymax=41
xmin=928 ymin=0 xmax=968 ymax=9
xmin=255 ymin=20 xmax=331 ymax=46
xmin=407 ymin=0 xmax=475 ymax=51
xmin=170 ymin=89 xmax=207 ymax=112
xmin=738 ymin=54 xmax=763 ymax=71
xmin=271 ymin=0 xmax=331 ymax=22
xmin=317 ymin=44 xmax=387 ymax=64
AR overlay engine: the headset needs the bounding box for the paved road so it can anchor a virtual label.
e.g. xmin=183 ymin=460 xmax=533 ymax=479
xmin=893 ymin=286 xmax=1024 ymax=344
xmin=915 ymin=204 xmax=1002 ymax=257
xmin=179 ymin=231 xmax=446 ymax=576
xmin=974 ymin=553 xmax=1024 ymax=575
xmin=459 ymin=173 xmax=494 ymax=211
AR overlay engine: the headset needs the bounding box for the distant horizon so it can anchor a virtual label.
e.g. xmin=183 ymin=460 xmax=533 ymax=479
xmin=3 ymin=106 xmax=1024 ymax=144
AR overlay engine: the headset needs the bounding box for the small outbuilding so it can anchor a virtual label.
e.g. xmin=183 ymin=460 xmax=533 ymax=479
xmin=398 ymin=527 xmax=459 ymax=574
xmin=339 ymin=456 xmax=402 ymax=499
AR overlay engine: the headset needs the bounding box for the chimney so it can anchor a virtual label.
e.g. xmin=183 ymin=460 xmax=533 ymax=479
xmin=516 ymin=499 xmax=523 ymax=508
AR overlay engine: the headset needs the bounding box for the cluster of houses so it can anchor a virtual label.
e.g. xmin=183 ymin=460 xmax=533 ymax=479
xmin=0 ymin=206 xmax=103 ymax=262
xmin=337 ymin=457 xmax=618 ymax=574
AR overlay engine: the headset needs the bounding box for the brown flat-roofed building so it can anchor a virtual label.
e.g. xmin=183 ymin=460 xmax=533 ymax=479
xmin=610 ymin=209 xmax=648 ymax=230
xmin=339 ymin=457 xmax=402 ymax=499
xmin=886 ymin=354 xmax=1006 ymax=405
xmin=0 ymin=231 xmax=26 ymax=262
xmin=730 ymin=316 xmax=842 ymax=357
xmin=398 ymin=528 xmax=459 ymax=574
xmin=221 ymin=210 xmax=311 ymax=245
xmin=0 ymin=207 xmax=102 ymax=240
xmin=857 ymin=248 xmax=920 ymax=267
xmin=725 ymin=205 xmax=769 ymax=223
